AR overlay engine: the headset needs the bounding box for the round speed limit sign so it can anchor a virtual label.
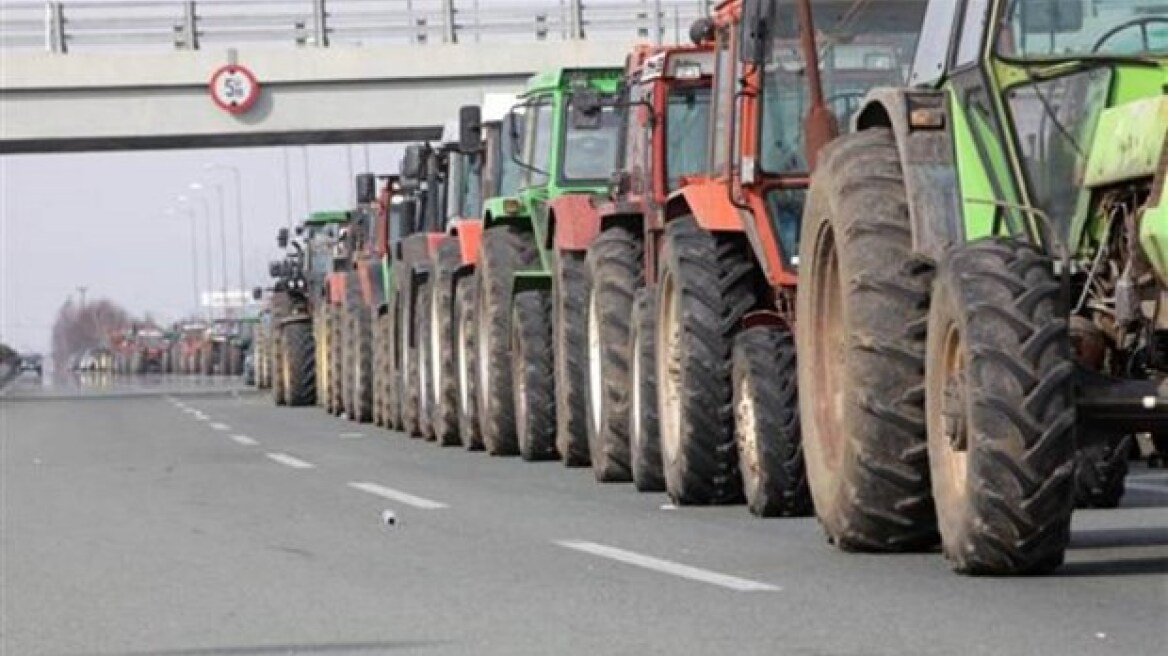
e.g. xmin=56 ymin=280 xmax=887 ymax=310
xmin=209 ymin=64 xmax=260 ymax=114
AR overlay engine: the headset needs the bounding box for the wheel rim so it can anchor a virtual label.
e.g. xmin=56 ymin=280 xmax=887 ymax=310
xmin=418 ymin=302 xmax=429 ymax=419
xmin=658 ymin=270 xmax=682 ymax=468
xmin=458 ymin=307 xmax=471 ymax=417
xmin=929 ymin=319 xmax=969 ymax=528
xmin=735 ymin=374 xmax=760 ymax=500
xmin=811 ymin=225 xmax=846 ymax=472
xmin=430 ymin=286 xmax=443 ymax=408
xmin=588 ymin=286 xmax=603 ymax=433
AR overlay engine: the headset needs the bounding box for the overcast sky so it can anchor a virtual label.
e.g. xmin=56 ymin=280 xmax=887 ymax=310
xmin=0 ymin=143 xmax=405 ymax=353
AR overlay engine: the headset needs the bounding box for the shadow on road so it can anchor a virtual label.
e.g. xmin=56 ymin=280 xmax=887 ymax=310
xmin=1069 ymin=526 xmax=1168 ymax=550
xmin=74 ymin=640 xmax=451 ymax=656
xmin=1058 ymin=556 xmax=1168 ymax=577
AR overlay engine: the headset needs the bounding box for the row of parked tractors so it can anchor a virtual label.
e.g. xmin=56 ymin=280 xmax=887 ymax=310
xmin=254 ymin=0 xmax=1168 ymax=576
xmin=94 ymin=319 xmax=255 ymax=377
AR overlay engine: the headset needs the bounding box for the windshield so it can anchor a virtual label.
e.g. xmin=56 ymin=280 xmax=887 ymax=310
xmin=561 ymin=99 xmax=621 ymax=181
xmin=760 ymin=0 xmax=927 ymax=173
xmin=998 ymin=0 xmax=1168 ymax=58
xmin=493 ymin=113 xmax=525 ymax=197
xmin=665 ymin=86 xmax=712 ymax=191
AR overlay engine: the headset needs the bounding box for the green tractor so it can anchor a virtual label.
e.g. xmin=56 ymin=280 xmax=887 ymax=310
xmin=795 ymin=0 xmax=1167 ymax=575
xmin=469 ymin=66 xmax=623 ymax=460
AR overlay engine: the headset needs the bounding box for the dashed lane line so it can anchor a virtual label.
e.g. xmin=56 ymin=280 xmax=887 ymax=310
xmin=209 ymin=422 xmax=231 ymax=431
xmin=555 ymin=540 xmax=780 ymax=592
xmin=347 ymin=482 xmax=449 ymax=509
xmin=266 ymin=452 xmax=316 ymax=470
xmin=230 ymin=435 xmax=259 ymax=446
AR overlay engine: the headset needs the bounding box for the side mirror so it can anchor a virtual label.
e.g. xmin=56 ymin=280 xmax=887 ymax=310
xmin=268 ymin=261 xmax=281 ymax=277
xmin=401 ymin=144 xmax=424 ymax=181
xmin=356 ymin=173 xmax=376 ymax=204
xmin=251 ymin=287 xmax=263 ymax=301
xmin=1021 ymin=0 xmax=1084 ymax=34
xmin=294 ymin=225 xmax=305 ymax=236
xmin=571 ymin=89 xmax=603 ymax=130
xmin=459 ymin=104 xmax=483 ymax=154
xmin=738 ymin=0 xmax=775 ymax=65
xmin=276 ymin=227 xmax=289 ymax=249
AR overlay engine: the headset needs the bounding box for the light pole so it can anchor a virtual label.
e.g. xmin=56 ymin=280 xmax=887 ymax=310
xmin=205 ymin=164 xmax=246 ymax=303
xmin=179 ymin=193 xmax=214 ymax=318
xmin=167 ymin=207 xmax=200 ymax=315
xmin=190 ymin=181 xmax=229 ymax=317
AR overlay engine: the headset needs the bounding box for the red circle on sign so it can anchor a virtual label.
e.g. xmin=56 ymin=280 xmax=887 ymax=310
xmin=208 ymin=64 xmax=260 ymax=115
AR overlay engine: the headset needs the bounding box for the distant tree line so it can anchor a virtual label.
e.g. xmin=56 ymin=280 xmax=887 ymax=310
xmin=50 ymin=297 xmax=133 ymax=370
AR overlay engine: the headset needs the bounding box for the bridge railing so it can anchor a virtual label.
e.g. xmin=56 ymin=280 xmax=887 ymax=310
xmin=0 ymin=0 xmax=714 ymax=52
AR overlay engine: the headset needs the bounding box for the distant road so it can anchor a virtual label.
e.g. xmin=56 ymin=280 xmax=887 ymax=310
xmin=2 ymin=378 xmax=1166 ymax=656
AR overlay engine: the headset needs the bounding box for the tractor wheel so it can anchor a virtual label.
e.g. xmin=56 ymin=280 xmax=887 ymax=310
xmin=281 ymin=321 xmax=316 ymax=407
xmin=229 ymin=344 xmax=244 ymax=377
xmin=512 ymin=289 xmax=557 ymax=461
xmin=1074 ymin=433 xmax=1132 ymax=509
xmin=400 ymin=286 xmax=423 ymax=437
xmin=272 ymin=330 xmax=287 ymax=406
xmin=731 ymin=325 xmax=812 ymax=517
xmin=585 ymin=226 xmax=642 ymax=482
xmin=429 ymin=238 xmax=462 ymax=446
xmin=926 ymin=239 xmax=1075 ymax=575
xmin=476 ymin=226 xmax=536 ymax=456
xmin=456 ymin=275 xmax=483 ymax=450
xmin=384 ymin=302 xmax=403 ymax=431
xmin=349 ymin=305 xmax=373 ymax=423
xmin=656 ymin=217 xmax=756 ymax=505
xmin=553 ymin=250 xmax=591 ymax=467
xmin=417 ymin=280 xmax=436 ymax=440
xmin=629 ymin=286 xmax=665 ymax=492
xmin=372 ymin=312 xmax=386 ymax=427
xmin=314 ymin=310 xmax=328 ymax=408
xmin=796 ymin=127 xmax=938 ymax=552
xmin=329 ymin=304 xmax=345 ymax=416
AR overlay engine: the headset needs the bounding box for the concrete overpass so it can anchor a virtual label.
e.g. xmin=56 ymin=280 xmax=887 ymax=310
xmin=0 ymin=0 xmax=709 ymax=154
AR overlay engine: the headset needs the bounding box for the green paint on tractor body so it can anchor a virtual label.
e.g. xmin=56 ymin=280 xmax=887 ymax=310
xmin=481 ymin=66 xmax=623 ymax=279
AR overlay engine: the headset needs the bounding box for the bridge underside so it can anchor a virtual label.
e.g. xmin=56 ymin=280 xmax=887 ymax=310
xmin=0 ymin=41 xmax=624 ymax=154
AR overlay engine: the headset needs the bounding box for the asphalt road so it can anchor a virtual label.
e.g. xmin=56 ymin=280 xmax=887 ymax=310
xmin=2 ymin=374 xmax=1166 ymax=656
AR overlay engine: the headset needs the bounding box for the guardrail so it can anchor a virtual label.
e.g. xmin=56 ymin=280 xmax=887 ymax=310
xmin=0 ymin=0 xmax=713 ymax=52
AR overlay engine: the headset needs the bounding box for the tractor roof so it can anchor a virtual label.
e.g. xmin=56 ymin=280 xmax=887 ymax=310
xmin=304 ymin=210 xmax=350 ymax=226
xmin=523 ymin=67 xmax=623 ymax=96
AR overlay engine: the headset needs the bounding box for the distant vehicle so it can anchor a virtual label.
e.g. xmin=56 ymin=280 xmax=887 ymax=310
xmin=18 ymin=354 xmax=43 ymax=376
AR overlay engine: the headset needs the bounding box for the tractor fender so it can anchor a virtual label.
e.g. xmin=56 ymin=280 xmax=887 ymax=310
xmin=448 ymin=218 xmax=483 ymax=267
xmin=597 ymin=200 xmax=645 ymax=235
xmin=663 ymin=181 xmax=746 ymax=232
xmin=356 ymin=258 xmax=380 ymax=308
xmin=854 ymin=88 xmax=962 ymax=263
xmin=548 ymin=194 xmax=602 ymax=252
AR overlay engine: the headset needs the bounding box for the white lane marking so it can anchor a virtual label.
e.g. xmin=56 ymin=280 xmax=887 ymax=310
xmin=555 ymin=540 xmax=780 ymax=592
xmin=1126 ymin=482 xmax=1168 ymax=495
xmin=347 ymin=482 xmax=449 ymax=509
xmin=266 ymin=453 xmax=316 ymax=470
xmin=339 ymin=432 xmax=365 ymax=439
xmin=209 ymin=422 xmax=230 ymax=431
xmin=230 ymin=435 xmax=259 ymax=446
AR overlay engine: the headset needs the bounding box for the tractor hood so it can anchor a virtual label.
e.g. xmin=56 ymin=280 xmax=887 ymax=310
xmin=1082 ymin=95 xmax=1168 ymax=189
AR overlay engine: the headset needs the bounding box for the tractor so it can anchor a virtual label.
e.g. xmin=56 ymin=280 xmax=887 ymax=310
xmin=795 ymin=0 xmax=1167 ymax=574
xmin=466 ymin=66 xmax=624 ymax=461
xmin=422 ymin=96 xmax=522 ymax=449
xmin=297 ymin=210 xmax=354 ymax=414
xmin=262 ymin=218 xmax=327 ymax=406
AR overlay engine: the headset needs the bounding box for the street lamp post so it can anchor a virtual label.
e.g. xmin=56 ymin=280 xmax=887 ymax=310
xmin=205 ymin=164 xmax=246 ymax=303
xmin=190 ymin=182 xmax=229 ymax=317
xmin=167 ymin=207 xmax=200 ymax=314
xmin=179 ymin=193 xmax=214 ymax=318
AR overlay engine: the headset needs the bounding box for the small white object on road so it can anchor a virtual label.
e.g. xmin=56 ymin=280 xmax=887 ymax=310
xmin=339 ymin=432 xmax=365 ymax=439
xmin=556 ymin=540 xmax=780 ymax=592
xmin=347 ymin=482 xmax=449 ymax=510
xmin=209 ymin=423 xmax=230 ymax=431
xmin=660 ymin=503 xmax=677 ymax=510
xmin=381 ymin=509 xmax=397 ymax=526
xmin=230 ymin=435 xmax=258 ymax=446
xmin=265 ymin=452 xmax=316 ymax=469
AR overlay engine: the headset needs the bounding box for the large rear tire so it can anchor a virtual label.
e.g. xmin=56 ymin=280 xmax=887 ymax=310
xmin=417 ymin=280 xmax=436 ymax=440
xmin=272 ymin=330 xmax=287 ymax=406
xmin=585 ymin=227 xmax=641 ymax=482
xmin=554 ymin=250 xmax=591 ymax=467
xmin=630 ymin=286 xmax=665 ymax=492
xmin=926 ymin=239 xmax=1075 ymax=574
xmin=513 ymin=289 xmax=557 ymax=461
xmin=656 ymin=217 xmax=757 ymax=505
xmin=349 ymin=305 xmax=373 ymax=423
xmin=402 ymin=281 xmax=424 ymax=437
xmin=328 ymin=304 xmax=345 ymax=416
xmin=372 ymin=311 xmax=386 ymax=427
xmin=429 ymin=239 xmax=462 ymax=446
xmin=476 ymin=226 xmax=535 ymax=456
xmin=456 ymin=275 xmax=483 ymax=450
xmin=385 ymin=295 xmax=403 ymax=430
xmin=796 ymin=128 xmax=938 ymax=552
xmin=282 ymin=321 xmax=316 ymax=407
xmin=731 ymin=325 xmax=812 ymax=517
